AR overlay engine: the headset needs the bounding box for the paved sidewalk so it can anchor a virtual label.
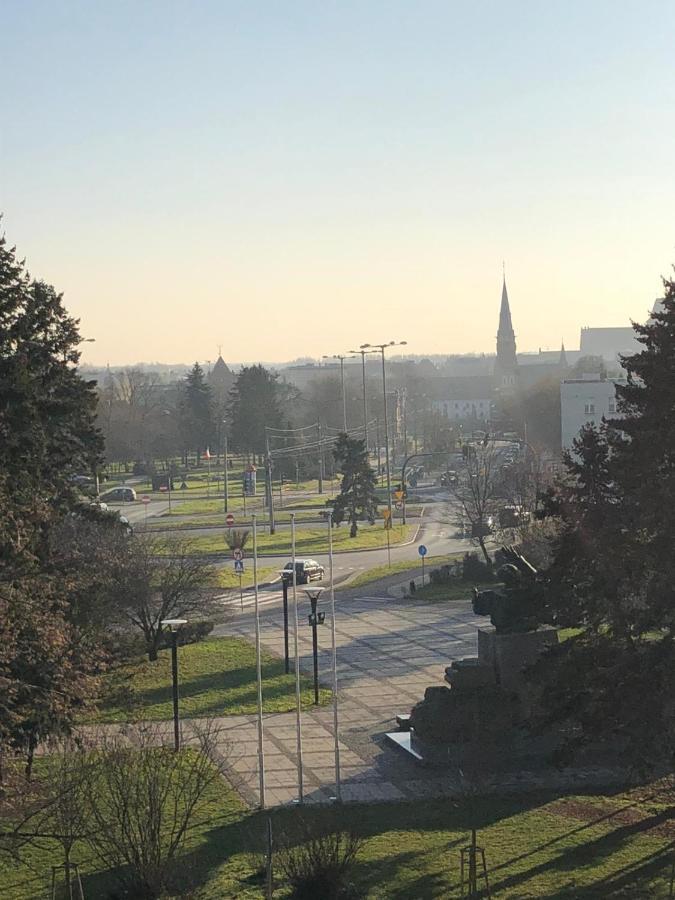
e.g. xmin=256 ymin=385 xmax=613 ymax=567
xmin=210 ymin=594 xmax=483 ymax=806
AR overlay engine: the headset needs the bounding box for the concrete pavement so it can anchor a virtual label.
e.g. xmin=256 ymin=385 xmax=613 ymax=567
xmin=210 ymin=590 xmax=483 ymax=806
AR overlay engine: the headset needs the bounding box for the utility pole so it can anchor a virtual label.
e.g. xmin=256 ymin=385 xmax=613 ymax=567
xmin=223 ymin=433 xmax=229 ymax=514
xmin=265 ymin=434 xmax=275 ymax=534
xmin=318 ymin=422 xmax=324 ymax=494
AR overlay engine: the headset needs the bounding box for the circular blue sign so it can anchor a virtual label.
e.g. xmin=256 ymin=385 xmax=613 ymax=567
xmin=418 ymin=544 xmax=428 ymax=557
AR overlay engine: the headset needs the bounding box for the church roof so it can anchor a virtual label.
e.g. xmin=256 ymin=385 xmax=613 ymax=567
xmin=498 ymin=278 xmax=515 ymax=337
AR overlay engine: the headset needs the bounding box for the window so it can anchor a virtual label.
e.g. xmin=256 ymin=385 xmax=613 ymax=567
xmin=584 ymin=402 xmax=595 ymax=415
xmin=608 ymin=399 xmax=616 ymax=414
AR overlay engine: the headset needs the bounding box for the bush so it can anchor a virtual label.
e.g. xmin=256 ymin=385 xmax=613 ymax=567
xmin=461 ymin=552 xmax=494 ymax=582
xmin=158 ymin=620 xmax=214 ymax=649
xmin=278 ymin=815 xmax=364 ymax=900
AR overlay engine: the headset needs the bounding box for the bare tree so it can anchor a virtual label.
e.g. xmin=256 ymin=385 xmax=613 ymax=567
xmin=86 ymin=721 xmax=227 ymax=898
xmin=450 ymin=439 xmax=503 ymax=564
xmin=116 ymin=535 xmax=219 ymax=661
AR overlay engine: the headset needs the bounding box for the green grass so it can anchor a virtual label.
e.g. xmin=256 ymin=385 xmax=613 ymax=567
xmin=212 ymin=564 xmax=278 ymax=589
xmin=164 ymin=524 xmax=414 ymax=556
xmin=90 ymin=636 xmax=330 ymax=723
xmin=345 ymin=553 xmax=462 ymax=589
xmin=412 ymin=578 xmax=494 ymax=603
xmin=4 ymin=784 xmax=673 ymax=898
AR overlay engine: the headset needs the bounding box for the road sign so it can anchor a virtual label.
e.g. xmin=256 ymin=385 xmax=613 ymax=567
xmin=233 ymin=548 xmax=244 ymax=561
xmin=383 ymin=508 xmax=391 ymax=519
xmin=141 ymin=495 xmax=151 ymax=505
xmin=234 ymin=559 xmax=244 ymax=574
xmin=418 ymin=544 xmax=428 ymax=557
xmin=226 ymin=513 xmax=235 ymax=527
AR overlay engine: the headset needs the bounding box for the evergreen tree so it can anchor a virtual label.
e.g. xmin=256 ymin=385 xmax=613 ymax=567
xmin=331 ymin=433 xmax=378 ymax=537
xmin=0 ymin=228 xmax=103 ymax=769
xmin=228 ymin=365 xmax=283 ymax=455
xmin=180 ymin=363 xmax=214 ymax=462
xmin=534 ymin=274 xmax=675 ymax=769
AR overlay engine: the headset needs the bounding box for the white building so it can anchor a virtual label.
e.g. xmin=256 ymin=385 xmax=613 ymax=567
xmin=432 ymin=397 xmax=492 ymax=422
xmin=560 ymin=375 xmax=625 ymax=450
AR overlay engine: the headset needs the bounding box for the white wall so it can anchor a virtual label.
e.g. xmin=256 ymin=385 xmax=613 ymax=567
xmin=560 ymin=377 xmax=624 ymax=449
xmin=432 ymin=398 xmax=492 ymax=421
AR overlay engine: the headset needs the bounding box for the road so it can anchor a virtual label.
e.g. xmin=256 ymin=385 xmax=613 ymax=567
xmin=106 ymin=484 xmax=481 ymax=585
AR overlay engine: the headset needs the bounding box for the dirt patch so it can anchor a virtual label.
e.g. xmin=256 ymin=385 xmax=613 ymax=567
xmin=548 ymin=797 xmax=675 ymax=839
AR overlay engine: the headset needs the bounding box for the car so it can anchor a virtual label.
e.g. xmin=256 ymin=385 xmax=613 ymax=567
xmin=89 ymin=500 xmax=109 ymax=512
xmin=100 ymin=486 xmax=137 ymax=503
xmin=440 ymin=470 xmax=458 ymax=487
xmin=281 ymin=559 xmax=325 ymax=585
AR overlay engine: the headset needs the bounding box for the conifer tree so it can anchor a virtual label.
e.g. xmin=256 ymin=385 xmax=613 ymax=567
xmin=331 ymin=433 xmax=378 ymax=537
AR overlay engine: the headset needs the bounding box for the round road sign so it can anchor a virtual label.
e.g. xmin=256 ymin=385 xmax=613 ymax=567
xmin=418 ymin=544 xmax=428 ymax=557
xmin=233 ymin=548 xmax=244 ymax=561
xmin=141 ymin=495 xmax=151 ymax=505
xmin=226 ymin=513 xmax=235 ymax=527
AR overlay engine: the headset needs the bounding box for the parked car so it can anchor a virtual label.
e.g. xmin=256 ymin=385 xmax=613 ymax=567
xmin=471 ymin=516 xmax=494 ymax=538
xmin=100 ymin=486 xmax=137 ymax=503
xmin=281 ymin=559 xmax=325 ymax=585
xmin=440 ymin=470 xmax=458 ymax=487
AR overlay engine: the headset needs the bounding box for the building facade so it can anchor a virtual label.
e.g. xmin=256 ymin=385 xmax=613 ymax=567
xmin=560 ymin=375 xmax=624 ymax=449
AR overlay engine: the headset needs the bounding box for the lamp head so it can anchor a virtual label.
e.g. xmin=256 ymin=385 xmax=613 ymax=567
xmin=161 ymin=618 xmax=188 ymax=632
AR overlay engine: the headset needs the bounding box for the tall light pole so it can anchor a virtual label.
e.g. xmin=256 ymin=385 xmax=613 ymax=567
xmin=360 ymin=341 xmax=407 ymax=566
xmin=322 ymin=354 xmax=352 ymax=432
xmin=349 ymin=347 xmax=378 ymax=452
xmin=161 ymin=618 xmax=187 ymax=751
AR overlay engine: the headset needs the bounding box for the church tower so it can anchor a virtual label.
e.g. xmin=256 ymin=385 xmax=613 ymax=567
xmin=495 ymin=276 xmax=518 ymax=391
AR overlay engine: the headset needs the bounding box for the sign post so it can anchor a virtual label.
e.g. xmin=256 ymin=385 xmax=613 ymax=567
xmin=234 ymin=549 xmax=244 ymax=609
xmin=383 ymin=507 xmax=392 ymax=568
xmin=418 ymin=544 xmax=428 ymax=586
xmin=141 ymin=494 xmax=151 ymax=528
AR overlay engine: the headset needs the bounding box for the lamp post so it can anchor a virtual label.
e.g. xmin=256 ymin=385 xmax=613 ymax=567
xmin=349 ymin=347 xmax=378 ymax=452
xmin=360 ymin=341 xmax=407 ymax=566
xmin=276 ymin=570 xmax=291 ymax=674
xmin=322 ymin=354 xmax=352 ymax=431
xmin=301 ymin=586 xmax=325 ymax=705
xmin=161 ymin=618 xmax=187 ymax=751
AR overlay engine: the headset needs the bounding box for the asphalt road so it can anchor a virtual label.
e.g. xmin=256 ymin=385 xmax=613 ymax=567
xmin=107 ymin=485 xmax=479 ymax=584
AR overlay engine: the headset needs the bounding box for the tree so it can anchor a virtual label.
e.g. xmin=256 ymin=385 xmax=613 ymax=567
xmin=450 ymin=439 xmax=502 ymax=564
xmin=0 ymin=228 xmax=103 ymax=768
xmin=180 ymin=363 xmax=214 ymax=463
xmin=228 ymin=365 xmax=283 ymax=455
xmin=531 ymin=271 xmax=675 ymax=769
xmin=113 ymin=536 xmax=219 ymax=661
xmin=331 ymin=434 xmax=378 ymax=537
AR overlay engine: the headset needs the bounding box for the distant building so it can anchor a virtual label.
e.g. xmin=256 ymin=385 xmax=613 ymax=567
xmin=560 ymin=375 xmax=625 ymax=450
xmin=430 ymin=375 xmax=494 ymax=422
xmin=579 ymin=326 xmax=640 ymax=362
xmin=494 ymin=277 xmax=519 ymax=392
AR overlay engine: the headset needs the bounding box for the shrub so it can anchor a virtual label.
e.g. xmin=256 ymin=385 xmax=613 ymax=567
xmin=278 ymin=815 xmax=364 ymax=900
xmin=461 ymin=552 xmax=494 ymax=582
xmin=158 ymin=619 xmax=214 ymax=649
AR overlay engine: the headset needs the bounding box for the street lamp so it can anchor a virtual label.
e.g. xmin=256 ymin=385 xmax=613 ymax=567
xmin=161 ymin=618 xmax=187 ymax=751
xmin=322 ymin=354 xmax=353 ymax=432
xmin=301 ymin=586 xmax=326 ymax=705
xmin=360 ymin=341 xmax=407 ymax=566
xmin=348 ymin=347 xmax=378 ymax=451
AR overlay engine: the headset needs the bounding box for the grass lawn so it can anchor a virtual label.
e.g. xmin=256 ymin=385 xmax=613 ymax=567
xmin=212 ymin=564 xmax=279 ymax=590
xmin=412 ymin=578 xmax=493 ymax=603
xmin=168 ymin=524 xmax=414 ymax=556
xmin=90 ymin=636 xmax=330 ymax=723
xmin=346 ymin=553 xmax=462 ymax=589
xmin=4 ymin=783 xmax=673 ymax=898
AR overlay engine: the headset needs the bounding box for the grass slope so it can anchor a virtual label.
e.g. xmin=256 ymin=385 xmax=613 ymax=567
xmin=3 ymin=786 xmax=672 ymax=898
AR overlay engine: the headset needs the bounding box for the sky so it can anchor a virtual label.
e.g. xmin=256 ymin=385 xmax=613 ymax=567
xmin=1 ymin=0 xmax=675 ymax=366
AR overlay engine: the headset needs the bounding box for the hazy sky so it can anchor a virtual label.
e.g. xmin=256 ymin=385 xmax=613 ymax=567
xmin=2 ymin=1 xmax=674 ymax=366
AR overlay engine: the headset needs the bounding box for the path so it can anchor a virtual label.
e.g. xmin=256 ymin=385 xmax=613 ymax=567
xmin=209 ymin=590 xmax=483 ymax=806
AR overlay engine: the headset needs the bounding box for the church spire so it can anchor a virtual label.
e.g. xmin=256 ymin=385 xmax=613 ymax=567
xmin=559 ymin=340 xmax=568 ymax=369
xmin=495 ymin=273 xmax=518 ymax=390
